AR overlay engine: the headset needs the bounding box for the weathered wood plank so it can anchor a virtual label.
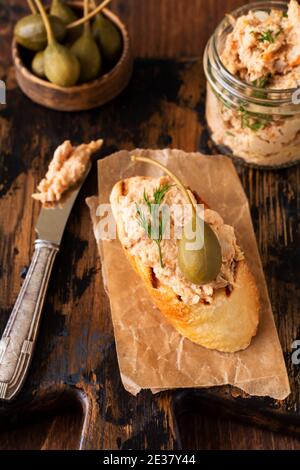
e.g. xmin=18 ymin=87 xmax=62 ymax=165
xmin=0 ymin=0 xmax=299 ymax=450
xmin=112 ymin=0 xmax=252 ymax=58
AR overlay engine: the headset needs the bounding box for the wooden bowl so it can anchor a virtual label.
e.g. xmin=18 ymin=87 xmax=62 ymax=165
xmin=12 ymin=4 xmax=133 ymax=112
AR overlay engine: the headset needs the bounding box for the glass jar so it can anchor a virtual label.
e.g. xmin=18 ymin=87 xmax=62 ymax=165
xmin=203 ymin=1 xmax=300 ymax=168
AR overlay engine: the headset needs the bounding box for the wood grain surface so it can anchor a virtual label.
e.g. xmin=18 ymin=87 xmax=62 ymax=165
xmin=0 ymin=0 xmax=299 ymax=450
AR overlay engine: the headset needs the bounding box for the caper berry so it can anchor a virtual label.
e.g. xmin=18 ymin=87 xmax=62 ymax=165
xmin=14 ymin=14 xmax=66 ymax=51
xmin=178 ymin=215 xmax=222 ymax=285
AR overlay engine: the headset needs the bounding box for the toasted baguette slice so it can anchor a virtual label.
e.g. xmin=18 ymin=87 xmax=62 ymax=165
xmin=110 ymin=178 xmax=260 ymax=353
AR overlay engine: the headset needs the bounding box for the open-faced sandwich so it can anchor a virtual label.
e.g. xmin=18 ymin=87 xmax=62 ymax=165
xmin=110 ymin=156 xmax=259 ymax=353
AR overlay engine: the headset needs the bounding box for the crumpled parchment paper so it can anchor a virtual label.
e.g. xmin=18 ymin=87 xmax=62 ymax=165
xmin=86 ymin=148 xmax=290 ymax=400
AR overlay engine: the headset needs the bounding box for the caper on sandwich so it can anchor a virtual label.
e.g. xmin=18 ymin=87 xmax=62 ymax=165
xmin=110 ymin=157 xmax=259 ymax=353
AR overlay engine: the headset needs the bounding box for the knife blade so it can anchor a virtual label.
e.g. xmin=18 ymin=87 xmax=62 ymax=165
xmin=35 ymin=165 xmax=91 ymax=244
xmin=0 ymin=163 xmax=91 ymax=401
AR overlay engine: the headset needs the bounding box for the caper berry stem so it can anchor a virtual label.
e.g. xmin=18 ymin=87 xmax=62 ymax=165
xmin=83 ymin=0 xmax=91 ymax=34
xmin=156 ymin=241 xmax=164 ymax=269
xmin=34 ymin=0 xmax=55 ymax=43
xmin=131 ymin=155 xmax=195 ymax=209
xmin=67 ymin=0 xmax=111 ymax=29
xmin=90 ymin=0 xmax=100 ymax=21
xmin=27 ymin=0 xmax=37 ymax=14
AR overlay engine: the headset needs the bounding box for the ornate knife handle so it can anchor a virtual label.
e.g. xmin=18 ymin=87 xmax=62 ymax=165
xmin=0 ymin=240 xmax=59 ymax=401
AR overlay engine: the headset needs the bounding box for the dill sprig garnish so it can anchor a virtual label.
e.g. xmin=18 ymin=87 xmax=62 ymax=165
xmin=254 ymin=27 xmax=283 ymax=44
xmin=258 ymin=29 xmax=275 ymax=43
xmin=136 ymin=183 xmax=172 ymax=268
xmin=251 ymin=73 xmax=272 ymax=99
xmin=239 ymin=105 xmax=272 ymax=131
xmin=252 ymin=73 xmax=272 ymax=89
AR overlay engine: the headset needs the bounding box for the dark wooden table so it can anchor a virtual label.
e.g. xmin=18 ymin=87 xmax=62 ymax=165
xmin=0 ymin=0 xmax=299 ymax=450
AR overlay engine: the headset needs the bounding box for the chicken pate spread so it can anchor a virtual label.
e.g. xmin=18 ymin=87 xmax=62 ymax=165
xmin=32 ymin=139 xmax=103 ymax=207
xmin=206 ymin=0 xmax=300 ymax=166
xmin=116 ymin=176 xmax=243 ymax=306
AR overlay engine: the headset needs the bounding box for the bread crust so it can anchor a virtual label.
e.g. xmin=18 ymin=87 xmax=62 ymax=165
xmin=110 ymin=178 xmax=260 ymax=353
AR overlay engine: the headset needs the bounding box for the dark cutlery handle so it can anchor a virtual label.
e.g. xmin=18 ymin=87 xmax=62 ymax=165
xmin=0 ymin=239 xmax=59 ymax=401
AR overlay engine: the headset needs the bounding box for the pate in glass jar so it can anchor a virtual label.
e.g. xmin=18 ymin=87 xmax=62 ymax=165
xmin=203 ymin=0 xmax=300 ymax=168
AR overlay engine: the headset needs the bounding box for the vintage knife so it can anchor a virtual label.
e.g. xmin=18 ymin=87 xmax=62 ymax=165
xmin=0 ymin=164 xmax=91 ymax=401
